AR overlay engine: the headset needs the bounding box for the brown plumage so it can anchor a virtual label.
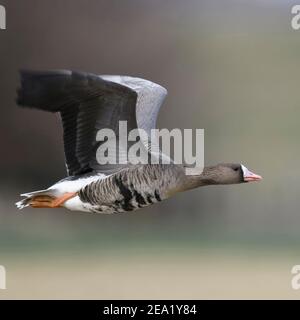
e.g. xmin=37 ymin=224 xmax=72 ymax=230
xmin=15 ymin=70 xmax=262 ymax=214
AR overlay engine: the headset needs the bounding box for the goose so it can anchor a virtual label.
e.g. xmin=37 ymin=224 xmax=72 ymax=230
xmin=15 ymin=70 xmax=262 ymax=214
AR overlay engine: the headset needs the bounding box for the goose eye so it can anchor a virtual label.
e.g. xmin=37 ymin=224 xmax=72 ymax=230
xmin=233 ymin=167 xmax=239 ymax=172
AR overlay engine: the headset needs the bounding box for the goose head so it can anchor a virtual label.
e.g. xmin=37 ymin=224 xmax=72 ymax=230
xmin=200 ymin=163 xmax=262 ymax=185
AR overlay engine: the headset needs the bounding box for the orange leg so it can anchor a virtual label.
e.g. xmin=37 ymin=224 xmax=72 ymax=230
xmin=30 ymin=192 xmax=77 ymax=208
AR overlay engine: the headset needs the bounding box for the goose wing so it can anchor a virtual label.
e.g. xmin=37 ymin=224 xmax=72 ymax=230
xmin=100 ymin=75 xmax=167 ymax=136
xmin=17 ymin=70 xmax=168 ymax=175
xmin=100 ymin=75 xmax=170 ymax=163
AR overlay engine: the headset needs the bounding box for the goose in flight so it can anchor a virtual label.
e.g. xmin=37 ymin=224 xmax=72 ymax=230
xmin=16 ymin=70 xmax=262 ymax=214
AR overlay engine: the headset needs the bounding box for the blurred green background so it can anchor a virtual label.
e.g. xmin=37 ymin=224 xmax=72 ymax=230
xmin=0 ymin=0 xmax=299 ymax=299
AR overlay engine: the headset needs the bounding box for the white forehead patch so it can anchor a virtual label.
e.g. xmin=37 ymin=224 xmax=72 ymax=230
xmin=241 ymin=164 xmax=250 ymax=177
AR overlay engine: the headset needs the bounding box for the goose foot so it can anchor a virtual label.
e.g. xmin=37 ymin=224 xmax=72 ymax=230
xmin=29 ymin=192 xmax=77 ymax=208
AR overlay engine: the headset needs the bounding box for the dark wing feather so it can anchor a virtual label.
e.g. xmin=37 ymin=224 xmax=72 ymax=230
xmin=100 ymin=75 xmax=167 ymax=135
xmin=17 ymin=70 xmax=138 ymax=175
xmin=100 ymin=75 xmax=170 ymax=162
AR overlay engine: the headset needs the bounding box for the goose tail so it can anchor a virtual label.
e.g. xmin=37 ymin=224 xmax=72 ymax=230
xmin=16 ymin=198 xmax=31 ymax=210
xmin=15 ymin=189 xmax=56 ymax=210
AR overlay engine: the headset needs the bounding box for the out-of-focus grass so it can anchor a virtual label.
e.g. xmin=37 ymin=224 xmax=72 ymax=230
xmin=0 ymin=247 xmax=299 ymax=299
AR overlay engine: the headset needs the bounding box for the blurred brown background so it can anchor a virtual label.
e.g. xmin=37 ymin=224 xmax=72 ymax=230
xmin=0 ymin=0 xmax=299 ymax=299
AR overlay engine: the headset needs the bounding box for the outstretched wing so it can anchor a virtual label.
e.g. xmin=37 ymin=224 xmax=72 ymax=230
xmin=17 ymin=70 xmax=168 ymax=176
xmin=100 ymin=75 xmax=167 ymax=136
xmin=100 ymin=75 xmax=170 ymax=162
